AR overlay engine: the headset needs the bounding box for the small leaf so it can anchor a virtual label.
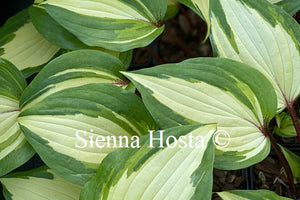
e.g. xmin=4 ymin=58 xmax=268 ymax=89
xmin=80 ymin=124 xmax=216 ymax=200
xmin=279 ymin=145 xmax=300 ymax=183
xmin=0 ymin=58 xmax=35 ymax=176
xmin=123 ymin=57 xmax=277 ymax=170
xmin=217 ymin=190 xmax=292 ymax=200
xmin=41 ymin=0 xmax=167 ymax=51
xmin=165 ymin=0 xmax=179 ymax=20
xmin=274 ymin=112 xmax=298 ymax=137
xmin=0 ymin=166 xmax=82 ymax=200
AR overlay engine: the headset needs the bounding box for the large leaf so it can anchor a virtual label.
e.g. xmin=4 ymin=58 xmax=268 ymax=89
xmin=175 ymin=0 xmax=299 ymax=42
xmin=17 ymin=50 xmax=155 ymax=185
xmin=209 ymin=0 xmax=300 ymax=110
xmin=176 ymin=0 xmax=299 ymax=28
xmin=29 ymin=4 xmax=134 ymax=68
xmin=0 ymin=9 xmax=60 ymax=76
xmin=92 ymin=48 xmax=133 ymax=70
xmin=217 ymin=190 xmax=292 ymax=200
xmin=29 ymin=5 xmax=88 ymax=50
xmin=0 ymin=58 xmax=35 ymax=176
xmin=80 ymin=124 xmax=216 ymax=200
xmin=19 ymin=84 xmax=156 ymax=185
xmin=0 ymin=166 xmax=82 ymax=200
xmin=29 ymin=5 xmax=134 ymax=67
xmin=20 ymin=49 xmax=127 ymax=109
xmin=123 ymin=57 xmax=277 ymax=170
xmin=40 ymin=0 xmax=167 ymax=52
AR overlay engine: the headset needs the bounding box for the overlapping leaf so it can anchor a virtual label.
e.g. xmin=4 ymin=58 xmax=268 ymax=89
xmin=0 ymin=166 xmax=82 ymax=200
xmin=29 ymin=5 xmax=88 ymax=50
xmin=81 ymin=124 xmax=216 ymax=200
xmin=40 ymin=0 xmax=167 ymax=52
xmin=209 ymin=0 xmax=300 ymax=110
xmin=29 ymin=4 xmax=134 ymax=68
xmin=123 ymin=57 xmax=277 ymax=169
xmin=0 ymin=58 xmax=35 ymax=176
xmin=273 ymin=0 xmax=300 ymax=15
xmin=20 ymin=49 xmax=127 ymax=109
xmin=0 ymin=9 xmax=60 ymax=77
xmin=18 ymin=50 xmax=156 ymax=185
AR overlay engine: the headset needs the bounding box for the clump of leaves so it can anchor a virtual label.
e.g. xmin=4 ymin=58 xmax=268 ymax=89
xmin=0 ymin=0 xmax=299 ymax=199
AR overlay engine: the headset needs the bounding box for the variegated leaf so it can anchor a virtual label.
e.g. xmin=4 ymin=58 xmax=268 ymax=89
xmin=0 ymin=9 xmax=60 ymax=77
xmin=91 ymin=48 xmax=133 ymax=70
xmin=123 ymin=57 xmax=277 ymax=170
xmin=0 ymin=58 xmax=35 ymax=176
xmin=29 ymin=4 xmax=133 ymax=68
xmin=177 ymin=0 xmax=299 ymax=27
xmin=29 ymin=5 xmax=89 ymax=50
xmin=20 ymin=49 xmax=127 ymax=109
xmin=18 ymin=50 xmax=155 ymax=185
xmin=80 ymin=124 xmax=216 ymax=200
xmin=40 ymin=0 xmax=167 ymax=52
xmin=176 ymin=0 xmax=299 ymax=42
xmin=210 ymin=0 xmax=300 ymax=111
xmin=0 ymin=166 xmax=82 ymax=200
xmin=19 ymin=84 xmax=156 ymax=185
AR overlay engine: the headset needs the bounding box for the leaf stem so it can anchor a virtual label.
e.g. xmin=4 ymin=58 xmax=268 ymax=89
xmin=112 ymin=79 xmax=130 ymax=86
xmin=144 ymin=46 xmax=164 ymax=64
xmin=164 ymin=30 xmax=196 ymax=58
xmin=264 ymin=127 xmax=295 ymax=198
xmin=286 ymin=101 xmax=300 ymax=142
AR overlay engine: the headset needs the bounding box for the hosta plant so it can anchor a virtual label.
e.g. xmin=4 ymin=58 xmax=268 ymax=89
xmin=0 ymin=0 xmax=299 ymax=199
